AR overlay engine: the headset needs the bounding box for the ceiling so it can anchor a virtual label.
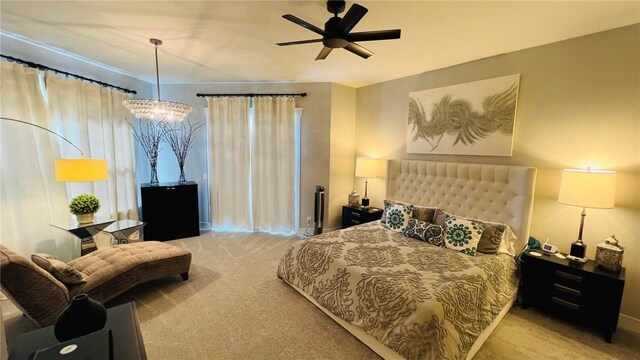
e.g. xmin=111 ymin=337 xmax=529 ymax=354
xmin=1 ymin=1 xmax=639 ymax=88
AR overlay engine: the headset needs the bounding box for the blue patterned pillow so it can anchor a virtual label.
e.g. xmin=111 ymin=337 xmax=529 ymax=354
xmin=382 ymin=202 xmax=414 ymax=232
xmin=403 ymin=219 xmax=445 ymax=247
xmin=443 ymin=214 xmax=485 ymax=256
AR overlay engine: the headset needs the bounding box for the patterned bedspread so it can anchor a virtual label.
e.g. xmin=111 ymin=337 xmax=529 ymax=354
xmin=277 ymin=221 xmax=518 ymax=360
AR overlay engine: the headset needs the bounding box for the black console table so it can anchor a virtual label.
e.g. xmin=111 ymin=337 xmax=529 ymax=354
xmin=141 ymin=182 xmax=200 ymax=241
xmin=9 ymin=302 xmax=147 ymax=360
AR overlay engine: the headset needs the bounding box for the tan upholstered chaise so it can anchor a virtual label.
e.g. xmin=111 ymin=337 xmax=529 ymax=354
xmin=0 ymin=241 xmax=191 ymax=327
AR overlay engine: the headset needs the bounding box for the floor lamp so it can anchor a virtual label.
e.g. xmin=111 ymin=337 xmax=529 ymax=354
xmin=558 ymin=168 xmax=616 ymax=259
xmin=1 ymin=116 xmax=108 ymax=181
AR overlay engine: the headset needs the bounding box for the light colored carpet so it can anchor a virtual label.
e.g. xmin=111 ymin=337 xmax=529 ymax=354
xmin=3 ymin=231 xmax=640 ymax=359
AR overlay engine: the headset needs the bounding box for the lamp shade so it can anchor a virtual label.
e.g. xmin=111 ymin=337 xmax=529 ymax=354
xmin=355 ymin=158 xmax=384 ymax=178
xmin=558 ymin=168 xmax=616 ymax=209
xmin=55 ymin=159 xmax=108 ymax=182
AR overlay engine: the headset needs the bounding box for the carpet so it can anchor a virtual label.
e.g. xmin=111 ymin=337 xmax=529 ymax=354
xmin=3 ymin=231 xmax=640 ymax=359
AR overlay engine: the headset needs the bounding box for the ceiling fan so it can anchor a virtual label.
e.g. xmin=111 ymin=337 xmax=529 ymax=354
xmin=277 ymin=0 xmax=401 ymax=60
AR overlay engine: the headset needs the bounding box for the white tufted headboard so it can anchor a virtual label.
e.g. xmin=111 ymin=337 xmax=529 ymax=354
xmin=386 ymin=160 xmax=537 ymax=252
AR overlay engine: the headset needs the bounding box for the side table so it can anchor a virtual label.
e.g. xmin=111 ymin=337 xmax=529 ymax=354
xmin=520 ymin=250 xmax=625 ymax=342
xmin=341 ymin=205 xmax=383 ymax=229
xmin=102 ymin=219 xmax=147 ymax=245
xmin=9 ymin=302 xmax=147 ymax=360
xmin=50 ymin=217 xmax=115 ymax=256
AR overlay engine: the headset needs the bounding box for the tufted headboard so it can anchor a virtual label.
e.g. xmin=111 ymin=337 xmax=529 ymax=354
xmin=386 ymin=160 xmax=536 ymax=252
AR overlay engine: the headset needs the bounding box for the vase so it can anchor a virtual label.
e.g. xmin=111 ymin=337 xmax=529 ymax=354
xmin=178 ymin=166 xmax=186 ymax=183
xmin=54 ymin=294 xmax=107 ymax=342
xmin=76 ymin=213 xmax=94 ymax=224
xmin=149 ymin=159 xmax=159 ymax=186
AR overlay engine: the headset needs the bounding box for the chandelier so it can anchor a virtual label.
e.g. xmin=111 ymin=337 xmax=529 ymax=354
xmin=123 ymin=38 xmax=192 ymax=122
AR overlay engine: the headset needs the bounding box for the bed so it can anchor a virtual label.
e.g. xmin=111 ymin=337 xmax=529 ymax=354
xmin=277 ymin=160 xmax=536 ymax=359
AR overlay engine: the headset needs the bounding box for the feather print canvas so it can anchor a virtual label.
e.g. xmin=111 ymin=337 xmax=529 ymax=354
xmin=407 ymin=74 xmax=520 ymax=156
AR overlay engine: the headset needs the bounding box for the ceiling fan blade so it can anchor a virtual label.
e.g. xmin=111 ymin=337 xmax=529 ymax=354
xmin=348 ymin=29 xmax=401 ymax=42
xmin=315 ymin=46 xmax=333 ymax=60
xmin=344 ymin=42 xmax=373 ymax=59
xmin=337 ymin=4 xmax=368 ymax=33
xmin=277 ymin=39 xmax=324 ymax=46
xmin=283 ymin=14 xmax=326 ymax=36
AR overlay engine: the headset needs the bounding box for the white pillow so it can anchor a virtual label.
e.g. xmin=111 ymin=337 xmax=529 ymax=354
xmin=382 ymin=202 xmax=414 ymax=232
xmin=497 ymin=225 xmax=517 ymax=256
xmin=443 ymin=214 xmax=485 ymax=256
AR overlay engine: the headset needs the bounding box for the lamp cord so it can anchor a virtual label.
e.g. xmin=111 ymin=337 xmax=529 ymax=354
xmin=0 ymin=116 xmax=84 ymax=156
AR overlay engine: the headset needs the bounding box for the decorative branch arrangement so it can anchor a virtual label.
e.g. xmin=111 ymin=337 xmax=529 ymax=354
xmin=128 ymin=118 xmax=168 ymax=185
xmin=162 ymin=120 xmax=204 ymax=183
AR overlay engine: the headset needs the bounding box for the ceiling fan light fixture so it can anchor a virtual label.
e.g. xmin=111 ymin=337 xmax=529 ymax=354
xmin=278 ymin=1 xmax=400 ymax=60
xmin=123 ymin=38 xmax=192 ymax=122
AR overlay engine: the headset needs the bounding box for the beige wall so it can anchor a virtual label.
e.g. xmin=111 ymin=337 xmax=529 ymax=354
xmin=355 ymin=24 xmax=640 ymax=321
xmin=328 ymin=84 xmax=357 ymax=229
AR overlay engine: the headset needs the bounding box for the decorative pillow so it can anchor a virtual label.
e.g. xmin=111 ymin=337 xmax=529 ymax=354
xmin=434 ymin=209 xmax=515 ymax=255
xmin=381 ymin=199 xmax=437 ymax=223
xmin=477 ymin=224 xmax=506 ymax=254
xmin=31 ymin=253 xmax=86 ymax=285
xmin=382 ymin=202 xmax=414 ymax=232
xmin=443 ymin=214 xmax=485 ymax=256
xmin=403 ymin=219 xmax=445 ymax=247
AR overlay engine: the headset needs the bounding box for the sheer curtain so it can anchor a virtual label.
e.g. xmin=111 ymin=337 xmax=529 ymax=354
xmin=207 ymin=97 xmax=252 ymax=230
xmin=207 ymin=97 xmax=296 ymax=233
xmin=0 ymin=61 xmax=138 ymax=259
xmin=251 ymin=97 xmax=296 ymax=233
xmin=45 ymin=74 xmax=138 ymax=221
xmin=0 ymin=61 xmax=70 ymax=257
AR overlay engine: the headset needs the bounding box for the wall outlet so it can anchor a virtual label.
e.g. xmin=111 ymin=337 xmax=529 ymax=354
xmin=306 ymin=216 xmax=312 ymax=225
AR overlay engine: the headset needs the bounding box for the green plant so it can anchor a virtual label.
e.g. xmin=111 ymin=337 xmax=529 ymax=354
xmin=69 ymin=194 xmax=101 ymax=215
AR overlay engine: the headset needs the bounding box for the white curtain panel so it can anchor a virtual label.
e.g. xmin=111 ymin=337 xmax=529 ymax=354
xmin=0 ymin=62 xmax=138 ymax=259
xmin=251 ymin=97 xmax=296 ymax=234
xmin=44 ymin=74 xmax=138 ymax=221
xmin=0 ymin=61 xmax=70 ymax=257
xmin=207 ymin=97 xmax=252 ymax=230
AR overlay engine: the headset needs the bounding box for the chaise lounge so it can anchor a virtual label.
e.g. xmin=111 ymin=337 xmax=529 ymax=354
xmin=0 ymin=241 xmax=192 ymax=327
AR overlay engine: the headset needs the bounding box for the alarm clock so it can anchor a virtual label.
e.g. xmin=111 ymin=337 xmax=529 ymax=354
xmin=541 ymin=239 xmax=558 ymax=254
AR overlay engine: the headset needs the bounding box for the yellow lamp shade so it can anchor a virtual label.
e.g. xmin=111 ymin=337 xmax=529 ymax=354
xmin=558 ymin=168 xmax=616 ymax=209
xmin=55 ymin=159 xmax=108 ymax=182
xmin=355 ymin=158 xmax=385 ymax=178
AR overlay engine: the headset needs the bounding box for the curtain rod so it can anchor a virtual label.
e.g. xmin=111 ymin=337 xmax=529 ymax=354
xmin=1 ymin=54 xmax=138 ymax=95
xmin=196 ymin=92 xmax=307 ymax=98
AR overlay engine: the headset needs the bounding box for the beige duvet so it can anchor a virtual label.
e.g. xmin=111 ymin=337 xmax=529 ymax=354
xmin=277 ymin=221 xmax=518 ymax=360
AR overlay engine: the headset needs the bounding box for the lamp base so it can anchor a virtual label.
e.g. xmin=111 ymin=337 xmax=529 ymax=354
xmin=570 ymin=240 xmax=587 ymax=258
xmin=361 ymin=197 xmax=370 ymax=207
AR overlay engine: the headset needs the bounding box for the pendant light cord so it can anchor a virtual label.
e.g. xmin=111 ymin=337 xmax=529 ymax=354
xmin=154 ymin=42 xmax=161 ymax=100
xmin=149 ymin=38 xmax=163 ymax=101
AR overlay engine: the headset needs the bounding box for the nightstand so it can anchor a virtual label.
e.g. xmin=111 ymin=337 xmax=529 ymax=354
xmin=341 ymin=205 xmax=383 ymax=229
xmin=520 ymin=251 xmax=625 ymax=342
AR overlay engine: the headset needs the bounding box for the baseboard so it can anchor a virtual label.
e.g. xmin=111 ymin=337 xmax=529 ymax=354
xmin=619 ymin=313 xmax=640 ymax=334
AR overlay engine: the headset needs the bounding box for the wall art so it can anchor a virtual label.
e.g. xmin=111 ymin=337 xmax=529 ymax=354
xmin=407 ymin=74 xmax=520 ymax=156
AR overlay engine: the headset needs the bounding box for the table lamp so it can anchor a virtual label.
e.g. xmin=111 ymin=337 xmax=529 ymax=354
xmin=558 ymin=168 xmax=616 ymax=259
xmin=355 ymin=158 xmax=384 ymax=207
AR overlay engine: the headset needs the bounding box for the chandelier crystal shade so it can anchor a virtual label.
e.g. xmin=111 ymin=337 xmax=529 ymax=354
xmin=123 ymin=38 xmax=192 ymax=122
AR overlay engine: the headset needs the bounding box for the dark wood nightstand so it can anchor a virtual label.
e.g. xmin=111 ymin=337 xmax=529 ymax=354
xmin=341 ymin=205 xmax=383 ymax=229
xmin=520 ymin=251 xmax=625 ymax=343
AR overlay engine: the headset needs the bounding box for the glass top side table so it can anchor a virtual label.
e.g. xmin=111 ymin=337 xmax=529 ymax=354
xmin=50 ymin=217 xmax=115 ymax=256
xmin=102 ymin=220 xmax=146 ymax=244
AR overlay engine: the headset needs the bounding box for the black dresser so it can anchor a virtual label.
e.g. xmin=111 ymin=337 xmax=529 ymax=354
xmin=520 ymin=251 xmax=625 ymax=342
xmin=141 ymin=182 xmax=200 ymax=241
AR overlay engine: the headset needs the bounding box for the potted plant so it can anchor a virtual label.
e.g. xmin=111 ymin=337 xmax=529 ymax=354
xmin=69 ymin=194 xmax=101 ymax=223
